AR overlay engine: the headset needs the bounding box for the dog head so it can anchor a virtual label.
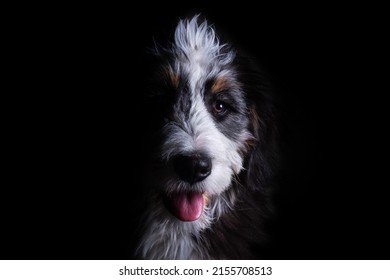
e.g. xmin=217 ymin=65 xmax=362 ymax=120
xmin=142 ymin=15 xmax=277 ymax=229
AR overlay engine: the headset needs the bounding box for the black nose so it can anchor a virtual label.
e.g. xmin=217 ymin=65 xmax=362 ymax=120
xmin=173 ymin=154 xmax=212 ymax=184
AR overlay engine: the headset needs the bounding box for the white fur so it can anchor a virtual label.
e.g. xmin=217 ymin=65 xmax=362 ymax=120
xmin=173 ymin=16 xmax=236 ymax=93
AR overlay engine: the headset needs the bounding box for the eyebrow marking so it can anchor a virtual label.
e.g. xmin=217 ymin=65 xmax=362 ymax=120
xmin=211 ymin=78 xmax=231 ymax=94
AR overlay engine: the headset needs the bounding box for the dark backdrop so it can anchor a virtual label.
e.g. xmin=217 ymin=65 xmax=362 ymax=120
xmin=2 ymin=3 xmax=387 ymax=260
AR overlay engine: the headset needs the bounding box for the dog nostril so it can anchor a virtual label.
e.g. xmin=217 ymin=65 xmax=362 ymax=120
xmin=197 ymin=157 xmax=211 ymax=178
xmin=173 ymin=154 xmax=212 ymax=184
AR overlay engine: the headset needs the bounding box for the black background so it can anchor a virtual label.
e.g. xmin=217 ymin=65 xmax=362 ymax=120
xmin=2 ymin=3 xmax=388 ymax=260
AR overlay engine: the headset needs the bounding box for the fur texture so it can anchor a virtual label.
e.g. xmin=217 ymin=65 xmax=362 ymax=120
xmin=134 ymin=15 xmax=279 ymax=260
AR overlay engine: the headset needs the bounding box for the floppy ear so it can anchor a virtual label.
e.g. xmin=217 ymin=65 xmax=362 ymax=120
xmin=242 ymin=68 xmax=280 ymax=193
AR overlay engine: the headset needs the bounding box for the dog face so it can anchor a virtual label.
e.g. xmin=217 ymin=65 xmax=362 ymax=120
xmin=145 ymin=17 xmax=254 ymax=225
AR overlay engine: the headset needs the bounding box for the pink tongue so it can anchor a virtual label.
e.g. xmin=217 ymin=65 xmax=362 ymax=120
xmin=168 ymin=192 xmax=204 ymax=222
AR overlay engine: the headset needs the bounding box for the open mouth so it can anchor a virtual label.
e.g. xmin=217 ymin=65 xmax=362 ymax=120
xmin=163 ymin=191 xmax=208 ymax=222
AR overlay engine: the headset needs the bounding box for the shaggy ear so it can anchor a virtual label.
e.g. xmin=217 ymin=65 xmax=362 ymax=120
xmin=232 ymin=50 xmax=280 ymax=192
xmin=245 ymin=95 xmax=280 ymax=193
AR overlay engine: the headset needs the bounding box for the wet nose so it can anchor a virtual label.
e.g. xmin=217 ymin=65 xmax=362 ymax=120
xmin=173 ymin=154 xmax=212 ymax=184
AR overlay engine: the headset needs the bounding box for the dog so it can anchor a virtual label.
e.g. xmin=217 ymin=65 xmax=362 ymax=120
xmin=134 ymin=15 xmax=279 ymax=260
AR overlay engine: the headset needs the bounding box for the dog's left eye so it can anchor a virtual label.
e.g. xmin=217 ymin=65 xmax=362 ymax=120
xmin=213 ymin=100 xmax=228 ymax=115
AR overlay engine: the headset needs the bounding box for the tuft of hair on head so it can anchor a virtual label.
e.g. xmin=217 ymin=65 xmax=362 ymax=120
xmin=172 ymin=15 xmax=234 ymax=65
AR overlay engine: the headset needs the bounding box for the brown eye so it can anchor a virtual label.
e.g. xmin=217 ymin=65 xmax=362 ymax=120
xmin=214 ymin=100 xmax=227 ymax=115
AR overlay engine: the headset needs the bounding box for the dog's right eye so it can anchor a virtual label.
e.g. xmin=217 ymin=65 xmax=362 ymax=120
xmin=213 ymin=100 xmax=228 ymax=116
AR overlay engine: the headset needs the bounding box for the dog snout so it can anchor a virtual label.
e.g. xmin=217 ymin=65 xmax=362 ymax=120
xmin=173 ymin=154 xmax=212 ymax=184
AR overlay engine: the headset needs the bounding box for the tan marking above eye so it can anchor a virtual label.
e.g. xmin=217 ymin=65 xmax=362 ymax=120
xmin=211 ymin=78 xmax=231 ymax=94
